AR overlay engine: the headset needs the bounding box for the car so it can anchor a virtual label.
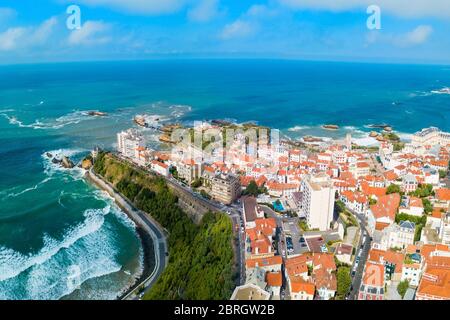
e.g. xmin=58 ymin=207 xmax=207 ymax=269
xmin=355 ymin=257 xmax=360 ymax=264
xmin=351 ymin=270 xmax=356 ymax=277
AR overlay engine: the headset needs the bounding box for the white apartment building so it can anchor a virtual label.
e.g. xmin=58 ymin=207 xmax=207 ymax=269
xmin=380 ymin=221 xmax=415 ymax=250
xmin=301 ymin=173 xmax=335 ymax=231
xmin=411 ymin=127 xmax=450 ymax=147
xmin=117 ymin=129 xmax=145 ymax=159
xmin=439 ymin=213 xmax=450 ymax=245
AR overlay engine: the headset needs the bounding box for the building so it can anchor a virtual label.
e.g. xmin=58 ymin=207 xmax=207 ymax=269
xmin=150 ymin=160 xmax=169 ymax=177
xmin=401 ymin=254 xmax=423 ymax=287
xmin=210 ymin=173 xmax=241 ymax=205
xmin=380 ymin=221 xmax=416 ymax=250
xmin=358 ymin=262 xmax=385 ymax=300
xmin=265 ymin=272 xmax=282 ymax=299
xmin=230 ymin=283 xmax=270 ymax=300
xmin=439 ymin=213 xmax=450 ymax=245
xmin=411 ymin=127 xmax=450 ymax=148
xmin=301 ymin=173 xmax=336 ymax=231
xmin=399 ymin=196 xmax=424 ymax=217
xmin=415 ymin=255 xmax=450 ymax=300
xmin=314 ymin=268 xmax=337 ymax=300
xmin=177 ymin=159 xmax=202 ymax=185
xmin=117 ymin=129 xmax=145 ymax=159
xmin=242 ymin=196 xmax=265 ymax=229
xmin=367 ymin=193 xmax=401 ymax=236
xmin=335 ymin=243 xmax=353 ymax=265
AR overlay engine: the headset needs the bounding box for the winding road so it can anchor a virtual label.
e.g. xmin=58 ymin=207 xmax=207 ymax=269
xmin=87 ymin=169 xmax=168 ymax=300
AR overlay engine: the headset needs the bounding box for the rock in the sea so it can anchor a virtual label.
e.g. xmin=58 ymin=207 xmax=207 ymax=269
xmin=61 ymin=156 xmax=75 ymax=169
xmin=383 ymin=126 xmax=393 ymax=132
xmin=369 ymin=131 xmax=379 ymax=138
xmin=52 ymin=158 xmax=61 ymax=164
xmin=46 ymin=152 xmax=53 ymax=158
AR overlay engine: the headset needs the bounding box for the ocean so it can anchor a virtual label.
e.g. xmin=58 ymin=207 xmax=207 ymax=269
xmin=0 ymin=59 xmax=449 ymax=299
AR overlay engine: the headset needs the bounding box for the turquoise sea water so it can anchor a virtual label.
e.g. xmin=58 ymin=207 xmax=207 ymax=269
xmin=0 ymin=60 xmax=449 ymax=299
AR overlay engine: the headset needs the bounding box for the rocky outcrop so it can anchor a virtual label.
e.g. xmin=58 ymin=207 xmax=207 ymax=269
xmin=61 ymin=156 xmax=75 ymax=169
xmin=81 ymin=159 xmax=93 ymax=170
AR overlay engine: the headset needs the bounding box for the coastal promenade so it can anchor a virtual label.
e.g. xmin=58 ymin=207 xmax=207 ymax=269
xmin=86 ymin=169 xmax=168 ymax=300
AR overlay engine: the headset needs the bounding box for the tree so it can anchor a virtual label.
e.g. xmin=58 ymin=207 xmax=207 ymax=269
xmin=191 ymin=178 xmax=202 ymax=188
xmin=439 ymin=170 xmax=447 ymax=179
xmin=410 ymin=184 xmax=434 ymax=198
xmin=397 ymin=279 xmax=409 ymax=298
xmin=243 ymin=180 xmax=259 ymax=197
xmin=336 ymin=267 xmax=352 ymax=299
xmin=422 ymin=198 xmax=433 ymax=214
xmin=386 ymin=184 xmax=401 ymax=194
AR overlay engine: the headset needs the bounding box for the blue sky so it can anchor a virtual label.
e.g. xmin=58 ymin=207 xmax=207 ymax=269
xmin=0 ymin=0 xmax=449 ymax=64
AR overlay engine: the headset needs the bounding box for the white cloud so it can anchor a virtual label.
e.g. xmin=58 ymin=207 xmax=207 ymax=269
xmin=220 ymin=20 xmax=256 ymax=40
xmin=0 ymin=28 xmax=26 ymax=51
xmin=279 ymin=0 xmax=450 ymax=18
xmin=188 ymin=0 xmax=221 ymax=22
xmin=68 ymin=21 xmax=112 ymax=46
xmin=0 ymin=17 xmax=58 ymax=51
xmin=398 ymin=25 xmax=433 ymax=46
xmin=71 ymin=0 xmax=186 ymax=15
xmin=31 ymin=17 xmax=58 ymax=44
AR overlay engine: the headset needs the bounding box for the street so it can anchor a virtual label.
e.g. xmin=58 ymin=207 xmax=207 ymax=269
xmin=347 ymin=210 xmax=371 ymax=300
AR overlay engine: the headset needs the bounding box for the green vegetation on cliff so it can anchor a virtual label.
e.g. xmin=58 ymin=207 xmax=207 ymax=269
xmin=93 ymin=152 xmax=235 ymax=299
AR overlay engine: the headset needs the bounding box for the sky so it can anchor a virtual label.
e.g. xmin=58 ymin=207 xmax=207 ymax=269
xmin=0 ymin=0 xmax=449 ymax=64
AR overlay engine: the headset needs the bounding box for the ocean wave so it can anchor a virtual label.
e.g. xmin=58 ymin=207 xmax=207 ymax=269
xmin=0 ymin=110 xmax=99 ymax=130
xmin=3 ymin=177 xmax=52 ymax=200
xmin=0 ymin=206 xmax=111 ymax=283
xmin=169 ymin=104 xmax=192 ymax=118
xmin=0 ymin=213 xmax=129 ymax=300
xmin=288 ymin=125 xmax=312 ymax=132
xmin=431 ymin=87 xmax=450 ymax=95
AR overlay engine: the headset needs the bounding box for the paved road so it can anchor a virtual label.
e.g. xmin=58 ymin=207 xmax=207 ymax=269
xmin=87 ymin=169 xmax=168 ymax=300
xmin=369 ymin=153 xmax=385 ymax=176
xmin=347 ymin=210 xmax=371 ymax=300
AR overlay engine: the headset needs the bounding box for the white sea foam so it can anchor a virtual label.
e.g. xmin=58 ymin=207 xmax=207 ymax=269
xmin=431 ymin=87 xmax=450 ymax=95
xmin=169 ymin=104 xmax=192 ymax=118
xmin=288 ymin=125 xmax=312 ymax=132
xmin=0 ymin=110 xmax=98 ymax=130
xmin=0 ymin=206 xmax=111 ymax=282
xmin=42 ymin=148 xmax=87 ymax=179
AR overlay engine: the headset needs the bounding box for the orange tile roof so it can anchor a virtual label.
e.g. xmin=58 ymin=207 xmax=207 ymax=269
xmin=384 ymin=170 xmax=398 ymax=181
xmin=368 ymin=248 xmax=404 ymax=273
xmin=431 ymin=209 xmax=444 ymax=219
xmin=361 ymin=181 xmax=387 ymax=198
xmin=290 ymin=279 xmax=315 ymax=295
xmin=436 ymin=188 xmax=450 ymax=201
xmin=417 ymin=266 xmax=450 ymax=299
xmin=370 ymin=193 xmax=400 ymax=221
xmin=266 ymin=272 xmax=282 ymax=287
xmin=362 ymin=262 xmax=385 ymax=287
xmin=410 ymin=197 xmax=423 ymax=208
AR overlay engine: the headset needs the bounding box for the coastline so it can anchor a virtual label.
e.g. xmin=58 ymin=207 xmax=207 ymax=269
xmin=84 ymin=168 xmax=167 ymax=300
